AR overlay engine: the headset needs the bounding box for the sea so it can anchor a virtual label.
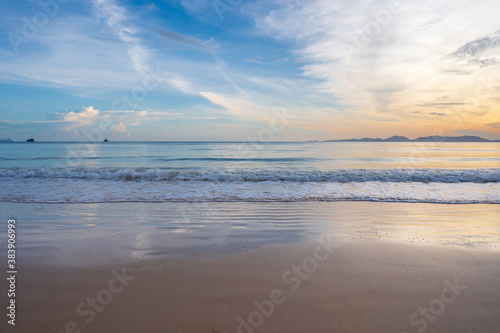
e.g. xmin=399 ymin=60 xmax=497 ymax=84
xmin=0 ymin=141 xmax=499 ymax=204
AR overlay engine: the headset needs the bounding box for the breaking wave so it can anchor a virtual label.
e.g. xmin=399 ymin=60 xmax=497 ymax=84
xmin=0 ymin=168 xmax=498 ymax=183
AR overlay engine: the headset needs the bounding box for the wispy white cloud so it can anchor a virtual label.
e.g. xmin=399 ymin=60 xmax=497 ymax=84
xmin=0 ymin=12 xmax=140 ymax=90
xmin=94 ymin=0 xmax=150 ymax=75
xmin=155 ymin=29 xmax=213 ymax=51
xmin=0 ymin=0 xmax=200 ymax=96
xmin=255 ymin=0 xmax=500 ymax=130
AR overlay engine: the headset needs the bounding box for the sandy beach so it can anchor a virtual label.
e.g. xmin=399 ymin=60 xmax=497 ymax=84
xmin=3 ymin=242 xmax=500 ymax=333
xmin=1 ymin=201 xmax=500 ymax=332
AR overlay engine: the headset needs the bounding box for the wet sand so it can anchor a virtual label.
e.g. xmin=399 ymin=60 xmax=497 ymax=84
xmin=1 ymin=202 xmax=499 ymax=332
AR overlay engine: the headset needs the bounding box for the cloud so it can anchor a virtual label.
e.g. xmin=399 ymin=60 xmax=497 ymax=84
xmin=200 ymin=91 xmax=263 ymax=119
xmin=0 ymin=1 xmax=200 ymax=98
xmin=450 ymin=30 xmax=500 ymax=59
xmin=112 ymin=122 xmax=130 ymax=136
xmin=446 ymin=29 xmax=500 ymax=74
xmin=0 ymin=4 xmax=151 ymax=91
xmin=254 ymin=0 xmax=500 ymax=120
xmin=52 ymin=107 xmax=185 ymax=136
xmin=140 ymin=4 xmax=159 ymax=12
xmin=92 ymin=1 xmax=201 ymax=95
xmin=417 ymin=102 xmax=463 ymax=108
xmin=486 ymin=122 xmax=500 ymax=128
xmin=0 ymin=104 xmax=226 ymax=140
xmin=155 ymin=29 xmax=211 ymax=51
xmin=94 ymin=0 xmax=150 ymax=75
xmin=218 ymin=124 xmax=246 ymax=127
xmin=178 ymin=0 xmax=232 ymax=24
xmin=56 ymin=106 xmax=100 ymax=123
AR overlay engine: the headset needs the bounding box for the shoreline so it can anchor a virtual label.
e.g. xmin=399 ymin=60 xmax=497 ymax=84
xmin=1 ymin=201 xmax=499 ymax=266
xmin=4 ymin=199 xmax=500 ymax=204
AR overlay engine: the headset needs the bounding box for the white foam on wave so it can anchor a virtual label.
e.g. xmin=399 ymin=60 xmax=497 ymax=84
xmin=0 ymin=168 xmax=499 ymax=183
xmin=1 ymin=178 xmax=499 ymax=204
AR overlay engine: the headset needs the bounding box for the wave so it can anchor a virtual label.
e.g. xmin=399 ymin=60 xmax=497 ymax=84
xmin=154 ymin=157 xmax=313 ymax=162
xmin=0 ymin=156 xmax=314 ymax=162
xmin=1 ymin=178 xmax=498 ymax=204
xmin=6 ymin=198 xmax=500 ymax=204
xmin=0 ymin=168 xmax=499 ymax=183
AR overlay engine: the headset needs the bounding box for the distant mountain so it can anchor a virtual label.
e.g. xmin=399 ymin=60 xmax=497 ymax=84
xmin=325 ymin=135 xmax=499 ymax=142
xmin=327 ymin=137 xmax=385 ymax=142
xmin=383 ymin=135 xmax=413 ymax=142
xmin=413 ymin=135 xmax=492 ymax=142
xmin=0 ymin=138 xmax=13 ymax=143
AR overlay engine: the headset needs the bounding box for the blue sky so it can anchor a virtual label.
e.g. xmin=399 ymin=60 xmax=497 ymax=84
xmin=1 ymin=0 xmax=499 ymax=141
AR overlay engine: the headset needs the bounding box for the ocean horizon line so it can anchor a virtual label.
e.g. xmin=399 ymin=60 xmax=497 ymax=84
xmin=1 ymin=135 xmax=499 ymax=143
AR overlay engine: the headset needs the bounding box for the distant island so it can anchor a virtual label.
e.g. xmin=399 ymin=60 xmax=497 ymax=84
xmin=26 ymin=138 xmax=35 ymax=142
xmin=0 ymin=138 xmax=13 ymax=143
xmin=325 ymin=135 xmax=500 ymax=142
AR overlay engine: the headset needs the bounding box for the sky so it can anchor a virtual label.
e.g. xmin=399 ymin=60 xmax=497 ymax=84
xmin=0 ymin=0 xmax=499 ymax=141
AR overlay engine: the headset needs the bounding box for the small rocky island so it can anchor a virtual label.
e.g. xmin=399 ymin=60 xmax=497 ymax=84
xmin=26 ymin=138 xmax=35 ymax=142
